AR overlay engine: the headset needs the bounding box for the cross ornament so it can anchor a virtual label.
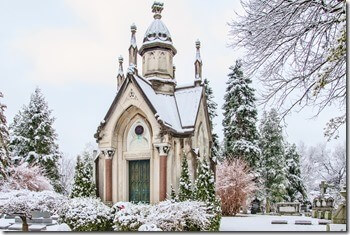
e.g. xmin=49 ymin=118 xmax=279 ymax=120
xmin=319 ymin=181 xmax=328 ymax=196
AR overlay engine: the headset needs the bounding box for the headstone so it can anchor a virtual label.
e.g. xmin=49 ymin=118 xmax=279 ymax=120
xmin=331 ymin=186 xmax=346 ymax=224
xmin=250 ymin=199 xmax=261 ymax=214
xmin=312 ymin=181 xmax=334 ymax=219
xmin=318 ymin=220 xmax=330 ymax=225
xmin=29 ymin=224 xmax=47 ymax=231
xmin=8 ymin=223 xmax=23 ymax=231
xmin=295 ymin=220 xmax=312 ymax=225
xmin=276 ymin=202 xmax=300 ymax=215
xmin=271 ymin=220 xmax=288 ymax=224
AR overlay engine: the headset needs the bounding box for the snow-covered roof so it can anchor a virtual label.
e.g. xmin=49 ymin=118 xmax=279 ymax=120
xmin=143 ymin=19 xmax=172 ymax=44
xmin=133 ymin=75 xmax=203 ymax=134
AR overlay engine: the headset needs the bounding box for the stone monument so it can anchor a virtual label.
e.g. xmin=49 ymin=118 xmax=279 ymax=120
xmin=312 ymin=181 xmax=334 ymax=219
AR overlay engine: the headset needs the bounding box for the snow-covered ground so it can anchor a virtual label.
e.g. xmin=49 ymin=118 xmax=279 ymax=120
xmin=220 ymin=214 xmax=329 ymax=232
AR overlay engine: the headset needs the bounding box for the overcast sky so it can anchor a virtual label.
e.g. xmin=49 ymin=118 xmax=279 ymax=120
xmin=0 ymin=0 xmax=345 ymax=157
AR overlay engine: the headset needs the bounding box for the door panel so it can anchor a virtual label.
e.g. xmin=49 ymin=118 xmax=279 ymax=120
xmin=129 ymin=160 xmax=150 ymax=203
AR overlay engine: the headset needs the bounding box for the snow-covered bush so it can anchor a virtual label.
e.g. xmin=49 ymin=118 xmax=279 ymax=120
xmin=58 ymin=197 xmax=113 ymax=231
xmin=0 ymin=162 xmax=53 ymax=192
xmin=216 ymin=158 xmax=257 ymax=216
xmin=0 ymin=189 xmax=66 ymax=231
xmin=138 ymin=224 xmax=162 ymax=231
xmin=0 ymin=189 xmax=66 ymax=217
xmin=113 ymin=200 xmax=213 ymax=231
xmin=112 ymin=202 xmax=151 ymax=231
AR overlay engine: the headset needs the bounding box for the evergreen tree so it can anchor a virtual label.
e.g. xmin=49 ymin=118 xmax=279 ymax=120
xmin=285 ymin=143 xmax=307 ymax=202
xmin=170 ymin=185 xmax=177 ymax=201
xmin=0 ymin=92 xmax=11 ymax=179
xmin=70 ymin=152 xmax=96 ymax=198
xmin=9 ymin=88 xmax=62 ymax=192
xmin=194 ymin=159 xmax=221 ymax=231
xmin=259 ymin=109 xmax=288 ymax=207
xmin=204 ymin=79 xmax=220 ymax=164
xmin=178 ymin=152 xmax=193 ymax=201
xmin=222 ymin=60 xmax=260 ymax=169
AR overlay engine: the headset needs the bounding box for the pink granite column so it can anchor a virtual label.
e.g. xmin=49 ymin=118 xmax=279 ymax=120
xmin=159 ymin=155 xmax=167 ymax=201
xmin=105 ymin=158 xmax=112 ymax=202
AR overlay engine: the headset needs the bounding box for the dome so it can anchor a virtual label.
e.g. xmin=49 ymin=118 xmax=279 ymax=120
xmin=139 ymin=1 xmax=177 ymax=56
xmin=143 ymin=19 xmax=172 ymax=43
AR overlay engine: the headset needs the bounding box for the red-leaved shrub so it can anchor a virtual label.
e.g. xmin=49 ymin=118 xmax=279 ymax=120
xmin=0 ymin=162 xmax=53 ymax=192
xmin=216 ymin=158 xmax=257 ymax=216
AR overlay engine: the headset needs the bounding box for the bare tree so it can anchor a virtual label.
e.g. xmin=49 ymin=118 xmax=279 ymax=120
xmin=229 ymin=0 xmax=346 ymax=139
xmin=58 ymin=154 xmax=76 ymax=196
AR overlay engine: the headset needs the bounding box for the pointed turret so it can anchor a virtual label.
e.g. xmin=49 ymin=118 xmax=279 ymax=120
xmin=129 ymin=24 xmax=138 ymax=67
xmin=194 ymin=40 xmax=202 ymax=86
xmin=117 ymin=55 xmax=125 ymax=90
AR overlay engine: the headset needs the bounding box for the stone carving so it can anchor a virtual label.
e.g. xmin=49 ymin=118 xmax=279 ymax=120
xmin=154 ymin=143 xmax=171 ymax=156
xmin=101 ymin=148 xmax=116 ymax=159
xmin=311 ymin=180 xmax=334 ymax=219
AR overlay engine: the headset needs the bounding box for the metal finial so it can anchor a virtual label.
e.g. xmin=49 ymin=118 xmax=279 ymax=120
xmin=195 ymin=39 xmax=201 ymax=49
xmin=152 ymin=1 xmax=164 ymax=19
xmin=130 ymin=23 xmax=137 ymax=32
xmin=118 ymin=55 xmax=123 ymax=63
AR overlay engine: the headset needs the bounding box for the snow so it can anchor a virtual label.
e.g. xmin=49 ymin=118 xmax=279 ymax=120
xmin=144 ymin=18 xmax=172 ymax=43
xmin=46 ymin=223 xmax=71 ymax=231
xmin=175 ymin=86 xmax=202 ymax=128
xmin=134 ymin=75 xmax=202 ymax=133
xmin=220 ymin=215 xmax=328 ymax=231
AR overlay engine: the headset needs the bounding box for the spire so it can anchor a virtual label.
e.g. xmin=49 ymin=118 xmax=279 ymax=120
xmin=152 ymin=1 xmax=164 ymax=19
xmin=194 ymin=40 xmax=203 ymax=86
xmin=129 ymin=24 xmax=138 ymax=67
xmin=117 ymin=55 xmax=125 ymax=90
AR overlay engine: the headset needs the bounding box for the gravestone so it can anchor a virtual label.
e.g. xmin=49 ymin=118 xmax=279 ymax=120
xmin=276 ymin=202 xmax=300 ymax=215
xmin=311 ymin=181 xmax=334 ymax=219
xmin=331 ymin=186 xmax=346 ymax=224
xmin=250 ymin=199 xmax=261 ymax=214
xmin=295 ymin=220 xmax=312 ymax=225
xmin=271 ymin=220 xmax=288 ymax=224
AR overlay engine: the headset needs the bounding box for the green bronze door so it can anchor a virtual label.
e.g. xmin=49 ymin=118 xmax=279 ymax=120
xmin=129 ymin=160 xmax=150 ymax=203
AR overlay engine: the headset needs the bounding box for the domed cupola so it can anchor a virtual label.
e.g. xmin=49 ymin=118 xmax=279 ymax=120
xmin=139 ymin=2 xmax=177 ymax=94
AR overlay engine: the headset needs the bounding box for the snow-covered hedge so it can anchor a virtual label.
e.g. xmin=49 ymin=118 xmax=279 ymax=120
xmin=0 ymin=190 xmax=66 ymax=217
xmin=58 ymin=197 xmax=113 ymax=231
xmin=113 ymin=200 xmax=214 ymax=231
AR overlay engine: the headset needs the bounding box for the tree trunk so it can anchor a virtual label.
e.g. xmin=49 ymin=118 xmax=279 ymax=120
xmin=20 ymin=216 xmax=29 ymax=232
xmin=266 ymin=198 xmax=270 ymax=214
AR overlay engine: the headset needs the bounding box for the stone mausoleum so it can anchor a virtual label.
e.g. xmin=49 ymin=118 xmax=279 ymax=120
xmin=94 ymin=2 xmax=213 ymax=204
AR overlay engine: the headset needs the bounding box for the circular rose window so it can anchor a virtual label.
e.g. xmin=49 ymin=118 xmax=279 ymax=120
xmin=135 ymin=125 xmax=144 ymax=135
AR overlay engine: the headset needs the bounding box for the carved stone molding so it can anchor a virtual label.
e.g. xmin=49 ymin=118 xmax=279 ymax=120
xmin=101 ymin=147 xmax=116 ymax=159
xmin=154 ymin=143 xmax=171 ymax=156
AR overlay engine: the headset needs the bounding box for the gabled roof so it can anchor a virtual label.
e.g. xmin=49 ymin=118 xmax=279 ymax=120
xmin=101 ymin=73 xmax=203 ymax=135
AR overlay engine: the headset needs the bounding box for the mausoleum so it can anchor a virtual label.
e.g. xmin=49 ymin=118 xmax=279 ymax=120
xmin=94 ymin=2 xmax=213 ymax=204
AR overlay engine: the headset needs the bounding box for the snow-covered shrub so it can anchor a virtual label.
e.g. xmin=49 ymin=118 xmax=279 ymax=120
xmin=0 ymin=189 xmax=66 ymax=217
xmin=216 ymin=158 xmax=257 ymax=216
xmin=112 ymin=202 xmax=151 ymax=231
xmin=0 ymin=162 xmax=53 ymax=192
xmin=138 ymin=224 xmax=162 ymax=231
xmin=113 ymin=200 xmax=213 ymax=231
xmin=58 ymin=197 xmax=113 ymax=231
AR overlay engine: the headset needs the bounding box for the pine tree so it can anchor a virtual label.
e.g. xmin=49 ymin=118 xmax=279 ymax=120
xmin=178 ymin=152 xmax=193 ymax=201
xmin=222 ymin=60 xmax=260 ymax=169
xmin=70 ymin=152 xmax=96 ymax=198
xmin=194 ymin=159 xmax=221 ymax=231
xmin=259 ymin=109 xmax=288 ymax=208
xmin=0 ymin=92 xmax=11 ymax=179
xmin=204 ymin=79 xmax=220 ymax=164
xmin=9 ymin=88 xmax=62 ymax=192
xmin=285 ymin=143 xmax=307 ymax=202
xmin=170 ymin=185 xmax=177 ymax=201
